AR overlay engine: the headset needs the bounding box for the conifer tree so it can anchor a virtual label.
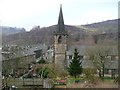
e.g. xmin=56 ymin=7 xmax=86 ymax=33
xmin=68 ymin=48 xmax=82 ymax=78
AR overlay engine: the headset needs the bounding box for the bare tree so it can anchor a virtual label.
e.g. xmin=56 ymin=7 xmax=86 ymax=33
xmin=85 ymin=46 xmax=111 ymax=79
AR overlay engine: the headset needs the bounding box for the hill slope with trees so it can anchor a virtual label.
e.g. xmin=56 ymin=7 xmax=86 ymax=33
xmin=0 ymin=26 xmax=26 ymax=36
xmin=2 ymin=19 xmax=118 ymax=45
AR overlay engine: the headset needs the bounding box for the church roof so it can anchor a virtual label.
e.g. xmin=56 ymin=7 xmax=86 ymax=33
xmin=54 ymin=5 xmax=67 ymax=35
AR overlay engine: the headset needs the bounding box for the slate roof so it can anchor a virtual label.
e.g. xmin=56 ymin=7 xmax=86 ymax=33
xmin=28 ymin=44 xmax=48 ymax=53
xmin=67 ymin=45 xmax=86 ymax=55
xmin=82 ymin=60 xmax=94 ymax=69
xmin=2 ymin=44 xmax=48 ymax=61
xmin=13 ymin=49 xmax=35 ymax=58
xmin=2 ymin=49 xmax=35 ymax=61
xmin=67 ymin=45 xmax=118 ymax=56
xmin=105 ymin=60 xmax=118 ymax=69
xmin=81 ymin=59 xmax=118 ymax=69
xmin=67 ymin=45 xmax=118 ymax=69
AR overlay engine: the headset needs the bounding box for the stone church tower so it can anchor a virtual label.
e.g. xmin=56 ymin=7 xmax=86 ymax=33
xmin=54 ymin=5 xmax=68 ymax=71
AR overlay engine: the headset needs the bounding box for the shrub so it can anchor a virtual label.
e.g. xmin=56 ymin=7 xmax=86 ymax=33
xmin=83 ymin=68 xmax=97 ymax=84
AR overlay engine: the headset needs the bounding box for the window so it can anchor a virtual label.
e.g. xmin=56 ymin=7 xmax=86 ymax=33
xmin=116 ymin=56 xmax=118 ymax=60
xmin=58 ymin=36 xmax=62 ymax=43
xmin=107 ymin=56 xmax=111 ymax=59
xmin=79 ymin=55 xmax=83 ymax=59
xmin=69 ymin=55 xmax=72 ymax=59
xmin=104 ymin=69 xmax=109 ymax=74
xmin=111 ymin=56 xmax=116 ymax=60
xmin=83 ymin=56 xmax=89 ymax=60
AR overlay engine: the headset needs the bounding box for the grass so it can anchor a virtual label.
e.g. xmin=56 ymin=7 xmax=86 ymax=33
xmin=54 ymin=76 xmax=82 ymax=87
xmin=66 ymin=76 xmax=84 ymax=85
xmin=66 ymin=76 xmax=117 ymax=88
xmin=66 ymin=76 xmax=115 ymax=85
xmin=102 ymin=77 xmax=115 ymax=84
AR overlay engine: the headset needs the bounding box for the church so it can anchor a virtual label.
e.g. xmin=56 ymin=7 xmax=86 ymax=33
xmin=53 ymin=5 xmax=68 ymax=71
xmin=52 ymin=5 xmax=94 ymax=71
xmin=44 ymin=5 xmax=118 ymax=77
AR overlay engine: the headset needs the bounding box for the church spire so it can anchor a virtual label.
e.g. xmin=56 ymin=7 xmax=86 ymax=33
xmin=54 ymin=5 xmax=67 ymax=35
xmin=58 ymin=4 xmax=65 ymax=33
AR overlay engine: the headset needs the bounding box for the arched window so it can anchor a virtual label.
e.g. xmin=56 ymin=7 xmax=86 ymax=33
xmin=58 ymin=36 xmax=62 ymax=43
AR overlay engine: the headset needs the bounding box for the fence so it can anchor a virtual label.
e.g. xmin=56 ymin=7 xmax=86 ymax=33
xmin=23 ymin=78 xmax=43 ymax=86
xmin=3 ymin=77 xmax=54 ymax=88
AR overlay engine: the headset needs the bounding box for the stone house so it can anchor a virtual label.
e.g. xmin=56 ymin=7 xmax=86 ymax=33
xmin=42 ymin=5 xmax=118 ymax=78
xmin=66 ymin=45 xmax=118 ymax=78
xmin=2 ymin=49 xmax=36 ymax=76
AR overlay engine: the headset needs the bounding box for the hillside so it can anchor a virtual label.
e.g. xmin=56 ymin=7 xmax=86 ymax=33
xmin=0 ymin=26 xmax=26 ymax=36
xmin=82 ymin=19 xmax=118 ymax=34
xmin=2 ymin=25 xmax=89 ymax=45
xmin=2 ymin=19 xmax=118 ymax=46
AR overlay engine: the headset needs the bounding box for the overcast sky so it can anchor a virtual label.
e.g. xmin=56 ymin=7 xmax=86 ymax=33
xmin=0 ymin=0 xmax=119 ymax=31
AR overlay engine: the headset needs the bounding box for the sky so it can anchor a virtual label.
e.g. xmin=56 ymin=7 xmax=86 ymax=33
xmin=0 ymin=0 xmax=119 ymax=31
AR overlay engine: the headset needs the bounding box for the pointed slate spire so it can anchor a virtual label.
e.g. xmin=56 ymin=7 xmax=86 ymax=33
xmin=58 ymin=4 xmax=65 ymax=33
xmin=54 ymin=5 xmax=67 ymax=35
